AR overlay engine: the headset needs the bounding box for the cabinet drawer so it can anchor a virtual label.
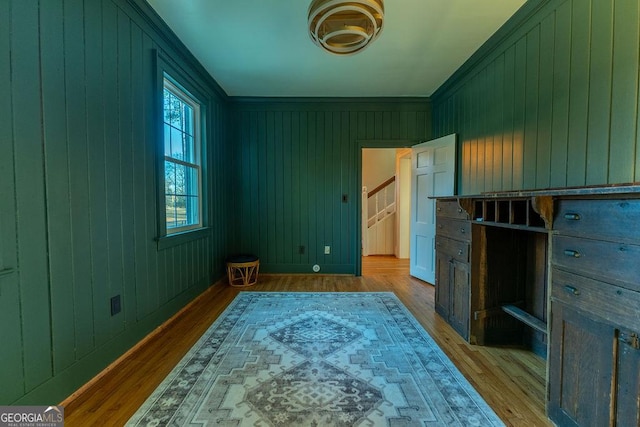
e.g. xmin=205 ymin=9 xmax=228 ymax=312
xmin=436 ymin=217 xmax=471 ymax=241
xmin=435 ymin=236 xmax=469 ymax=263
xmin=552 ymin=235 xmax=640 ymax=291
xmin=551 ymin=268 xmax=640 ymax=328
xmin=436 ymin=200 xmax=469 ymax=220
xmin=555 ymin=198 xmax=640 ymax=241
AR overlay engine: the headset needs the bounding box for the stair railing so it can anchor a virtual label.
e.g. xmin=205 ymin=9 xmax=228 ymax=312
xmin=362 ymin=176 xmax=396 ymax=256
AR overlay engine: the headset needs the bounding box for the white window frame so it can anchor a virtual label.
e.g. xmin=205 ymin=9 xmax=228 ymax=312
xmin=162 ymin=77 xmax=203 ymax=235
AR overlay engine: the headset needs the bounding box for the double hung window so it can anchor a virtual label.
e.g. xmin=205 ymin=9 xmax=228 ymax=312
xmin=162 ymin=78 xmax=202 ymax=234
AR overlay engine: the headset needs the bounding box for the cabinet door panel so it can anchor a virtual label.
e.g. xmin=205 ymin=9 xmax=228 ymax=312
xmin=435 ymin=251 xmax=451 ymax=318
xmin=449 ymin=259 xmax=470 ymax=340
xmin=549 ymin=302 xmax=614 ymax=427
xmin=616 ymin=329 xmax=640 ymax=426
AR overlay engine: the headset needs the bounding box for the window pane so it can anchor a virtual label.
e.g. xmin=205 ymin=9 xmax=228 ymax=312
xmin=163 ymin=89 xmax=172 ymax=123
xmin=165 ymin=160 xmax=176 ymax=195
xmin=169 ymin=95 xmax=182 ymax=128
xmin=166 ymin=195 xmax=187 ymax=229
xmin=170 ymin=127 xmax=184 ymax=160
xmin=184 ymin=104 xmax=194 ymax=135
xmin=185 ymin=165 xmax=198 ymax=197
xmin=186 ymin=195 xmax=199 ymax=225
xmin=164 ymin=123 xmax=171 ymax=156
xmin=184 ymin=134 xmax=195 ymax=163
xmin=174 ymin=163 xmax=187 ymax=196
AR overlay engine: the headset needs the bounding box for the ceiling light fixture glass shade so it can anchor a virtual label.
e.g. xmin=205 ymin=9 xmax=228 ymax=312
xmin=308 ymin=0 xmax=384 ymax=55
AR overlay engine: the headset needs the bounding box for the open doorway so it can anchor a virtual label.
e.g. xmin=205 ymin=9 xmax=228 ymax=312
xmin=361 ymin=148 xmax=411 ymax=274
xmin=357 ymin=135 xmax=457 ymax=281
xmin=360 ymin=148 xmax=411 ymax=259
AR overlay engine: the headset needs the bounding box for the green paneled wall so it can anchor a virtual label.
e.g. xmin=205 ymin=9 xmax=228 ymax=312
xmin=229 ymin=100 xmax=431 ymax=274
xmin=432 ymin=0 xmax=640 ymax=194
xmin=0 ymin=0 xmax=230 ymax=404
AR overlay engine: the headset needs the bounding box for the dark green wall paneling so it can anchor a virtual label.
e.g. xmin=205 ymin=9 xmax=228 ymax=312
xmin=1 ymin=0 xmax=230 ymax=405
xmin=432 ymin=0 xmax=640 ymax=194
xmin=229 ymin=101 xmax=431 ymax=274
xmin=0 ymin=0 xmax=24 ymax=405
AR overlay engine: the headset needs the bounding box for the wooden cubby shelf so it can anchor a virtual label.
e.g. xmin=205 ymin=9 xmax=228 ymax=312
xmin=502 ymin=304 xmax=547 ymax=335
xmin=472 ymin=197 xmax=548 ymax=230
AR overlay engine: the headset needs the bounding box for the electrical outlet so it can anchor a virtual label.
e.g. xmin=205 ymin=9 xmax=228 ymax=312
xmin=324 ymin=246 xmax=331 ymax=255
xmin=110 ymin=295 xmax=121 ymax=316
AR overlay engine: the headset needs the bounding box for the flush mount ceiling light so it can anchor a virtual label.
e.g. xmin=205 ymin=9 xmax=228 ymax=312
xmin=308 ymin=0 xmax=384 ymax=55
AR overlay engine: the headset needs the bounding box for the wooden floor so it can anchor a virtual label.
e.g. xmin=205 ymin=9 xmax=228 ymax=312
xmin=63 ymin=256 xmax=551 ymax=426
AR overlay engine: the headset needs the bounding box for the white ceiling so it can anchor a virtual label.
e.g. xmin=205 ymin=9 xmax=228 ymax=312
xmin=146 ymin=0 xmax=527 ymax=97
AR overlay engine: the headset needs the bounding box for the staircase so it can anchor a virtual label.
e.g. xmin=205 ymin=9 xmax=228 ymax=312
xmin=362 ymin=176 xmax=396 ymax=256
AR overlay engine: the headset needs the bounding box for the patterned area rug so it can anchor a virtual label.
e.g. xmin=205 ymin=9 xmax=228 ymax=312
xmin=127 ymin=292 xmax=504 ymax=426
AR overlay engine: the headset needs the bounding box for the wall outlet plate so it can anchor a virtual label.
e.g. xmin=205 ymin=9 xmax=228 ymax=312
xmin=110 ymin=295 xmax=121 ymax=316
xmin=324 ymin=246 xmax=331 ymax=254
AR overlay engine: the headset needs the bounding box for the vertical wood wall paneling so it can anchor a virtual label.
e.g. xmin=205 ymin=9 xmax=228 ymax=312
xmin=238 ymin=111 xmax=251 ymax=254
xmin=323 ymin=112 xmax=333 ymax=264
xmin=340 ymin=111 xmax=351 ymax=264
xmin=274 ymin=111 xmax=285 ymax=264
xmin=40 ymin=0 xmax=76 ymax=374
xmin=85 ymin=0 xmax=110 ymax=348
xmin=249 ymin=111 xmax=260 ymax=259
xmin=0 ymin=0 xmax=25 ymax=404
xmin=536 ymin=12 xmax=555 ymax=190
xmin=131 ymin=23 xmax=149 ymax=321
xmin=103 ymin=0 xmax=126 ymax=338
xmin=266 ymin=112 xmax=277 ymax=262
xmin=609 ymin=0 xmax=639 ymax=183
xmin=290 ymin=113 xmax=301 ymax=264
xmin=299 ymin=112 xmax=310 ymax=265
xmin=64 ymin=0 xmax=94 ymax=361
xmin=566 ymin=0 xmax=591 ymax=186
xmin=307 ymin=113 xmax=318 ymax=264
xmin=586 ymin=0 xmax=613 ymax=185
xmin=282 ymin=112 xmax=293 ymax=264
xmin=502 ymin=45 xmax=516 ymax=190
xmin=433 ymin=0 xmax=640 ymax=193
xmin=230 ymin=102 xmax=430 ymax=273
xmin=480 ymin=66 xmax=492 ymax=193
xmin=512 ymin=36 xmax=528 ymax=190
xmin=12 ymin=0 xmax=54 ymax=391
xmin=117 ymin=8 xmax=137 ymax=325
xmin=492 ymin=54 xmax=505 ymax=191
xmin=549 ymin=1 xmax=571 ymax=188
xmin=142 ymin=34 xmax=158 ymax=316
xmin=523 ymin=25 xmax=540 ymax=190
xmin=257 ymin=113 xmax=269 ymax=262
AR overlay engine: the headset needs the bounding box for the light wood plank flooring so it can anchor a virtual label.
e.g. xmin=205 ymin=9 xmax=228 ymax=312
xmin=63 ymin=256 xmax=551 ymax=426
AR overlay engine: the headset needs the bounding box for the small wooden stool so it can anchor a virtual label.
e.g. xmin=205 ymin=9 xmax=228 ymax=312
xmin=226 ymin=254 xmax=260 ymax=287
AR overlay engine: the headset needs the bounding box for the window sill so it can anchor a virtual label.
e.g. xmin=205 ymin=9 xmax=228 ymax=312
xmin=157 ymin=227 xmax=210 ymax=250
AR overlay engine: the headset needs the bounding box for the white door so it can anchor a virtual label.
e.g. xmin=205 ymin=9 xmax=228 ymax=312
xmin=410 ymin=134 xmax=456 ymax=283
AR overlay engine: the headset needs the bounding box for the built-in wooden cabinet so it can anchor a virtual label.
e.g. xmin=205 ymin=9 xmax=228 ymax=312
xmin=549 ymin=198 xmax=640 ymax=426
xmin=434 ymin=200 xmax=471 ymax=340
xmin=434 ymin=187 xmax=640 ymax=427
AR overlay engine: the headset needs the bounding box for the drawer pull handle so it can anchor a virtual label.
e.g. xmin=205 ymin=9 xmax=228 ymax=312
xmin=458 ymin=249 xmax=463 ymax=256
xmin=437 ymin=207 xmax=442 ymax=211
xmin=563 ymin=212 xmax=581 ymax=221
xmin=564 ymin=285 xmax=580 ymax=296
xmin=564 ymin=249 xmax=581 ymax=258
xmin=460 ymin=228 xmax=466 ymax=234
xmin=457 ymin=208 xmax=463 ymax=213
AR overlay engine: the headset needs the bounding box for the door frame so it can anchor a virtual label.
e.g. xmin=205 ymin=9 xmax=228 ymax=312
xmin=355 ymin=139 xmax=418 ymax=276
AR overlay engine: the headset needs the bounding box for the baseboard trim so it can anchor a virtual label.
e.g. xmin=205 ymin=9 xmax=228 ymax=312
xmin=59 ymin=280 xmax=224 ymax=408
